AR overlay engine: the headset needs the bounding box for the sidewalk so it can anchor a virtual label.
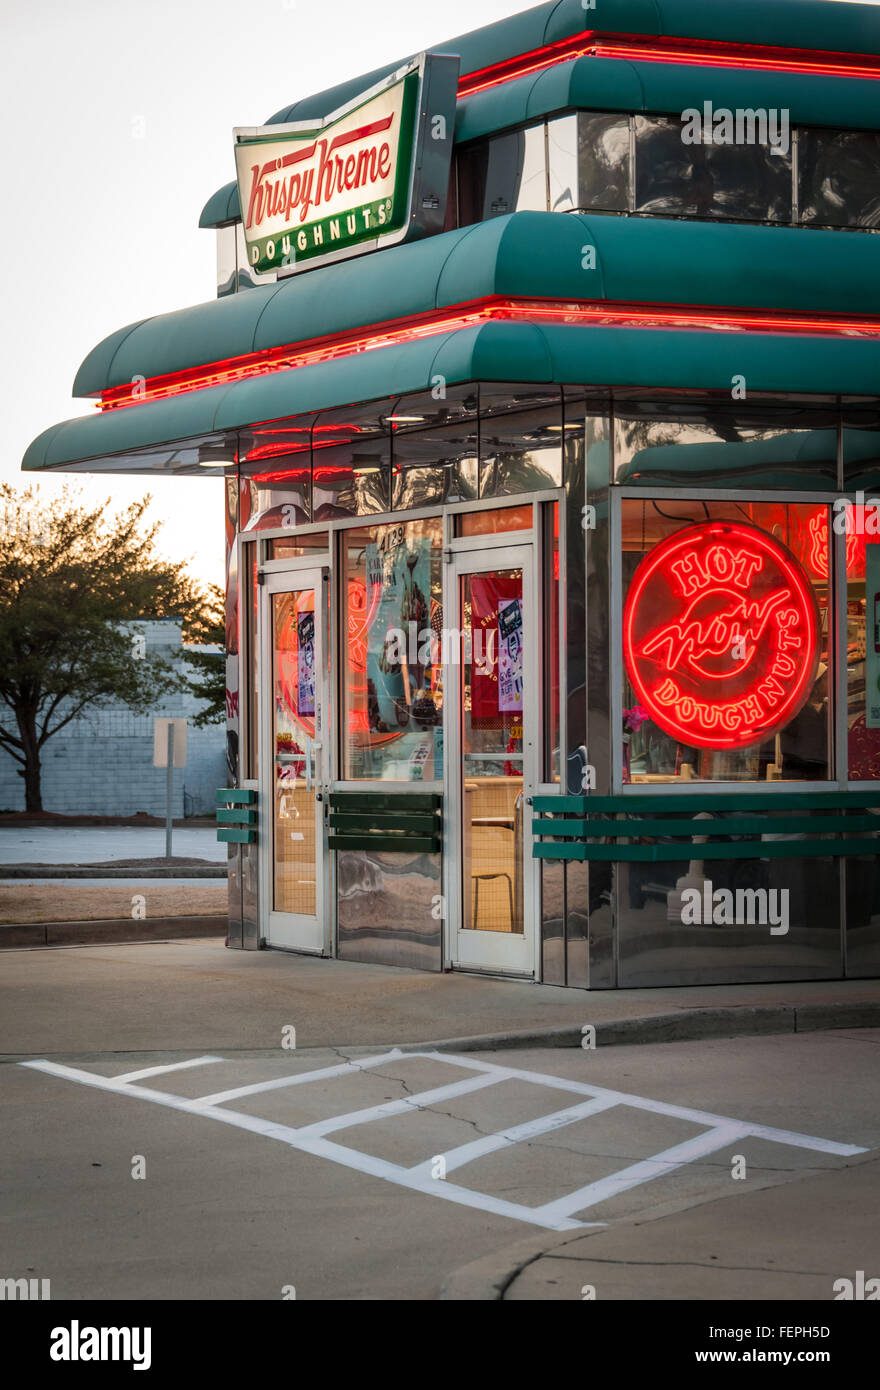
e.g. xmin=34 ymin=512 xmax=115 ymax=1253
xmin=0 ymin=936 xmax=877 ymax=1057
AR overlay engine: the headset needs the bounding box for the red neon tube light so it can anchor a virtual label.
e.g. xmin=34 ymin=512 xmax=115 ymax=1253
xmin=97 ymin=297 xmax=880 ymax=412
xmin=458 ymin=31 xmax=880 ymax=97
xmin=622 ymin=521 xmax=820 ymax=751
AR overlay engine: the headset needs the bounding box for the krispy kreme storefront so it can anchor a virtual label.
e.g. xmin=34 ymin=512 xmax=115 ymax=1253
xmin=22 ymin=0 xmax=880 ymax=987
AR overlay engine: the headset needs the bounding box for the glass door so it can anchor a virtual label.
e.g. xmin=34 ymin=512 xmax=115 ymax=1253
xmin=448 ymin=545 xmax=538 ymax=975
xmin=261 ymin=568 xmax=329 ymax=953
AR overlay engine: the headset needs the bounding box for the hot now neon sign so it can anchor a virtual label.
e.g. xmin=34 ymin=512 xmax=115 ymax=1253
xmin=623 ymin=522 xmax=820 ymax=751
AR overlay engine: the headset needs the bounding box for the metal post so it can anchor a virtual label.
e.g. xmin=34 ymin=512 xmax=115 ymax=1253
xmin=165 ymin=722 xmax=175 ymax=859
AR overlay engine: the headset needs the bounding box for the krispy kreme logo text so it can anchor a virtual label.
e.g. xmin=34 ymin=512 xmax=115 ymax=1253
xmin=623 ymin=521 xmax=820 ymax=751
xmin=234 ymin=67 xmax=417 ymax=274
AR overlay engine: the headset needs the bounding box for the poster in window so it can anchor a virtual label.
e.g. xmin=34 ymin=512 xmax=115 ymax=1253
xmin=297 ymin=611 xmax=315 ymax=716
xmin=498 ymin=596 xmax=524 ymax=713
xmin=365 ymin=532 xmax=432 ymax=728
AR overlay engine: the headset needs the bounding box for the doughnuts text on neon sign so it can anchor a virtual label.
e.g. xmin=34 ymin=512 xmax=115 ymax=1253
xmin=623 ymin=521 xmax=820 ymax=751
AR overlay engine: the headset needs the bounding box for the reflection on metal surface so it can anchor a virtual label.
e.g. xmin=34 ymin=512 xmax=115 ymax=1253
xmin=336 ymin=849 xmax=442 ymax=971
xmin=844 ymin=856 xmax=880 ymax=977
xmin=617 ymin=858 xmax=841 ymax=987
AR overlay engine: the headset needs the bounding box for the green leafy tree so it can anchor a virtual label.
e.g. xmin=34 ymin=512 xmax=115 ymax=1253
xmin=0 ymin=483 xmax=217 ymax=812
xmin=181 ymin=583 xmax=226 ymax=727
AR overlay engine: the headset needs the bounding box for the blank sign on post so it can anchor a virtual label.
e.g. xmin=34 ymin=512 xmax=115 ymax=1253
xmin=153 ymin=718 xmax=187 ymax=767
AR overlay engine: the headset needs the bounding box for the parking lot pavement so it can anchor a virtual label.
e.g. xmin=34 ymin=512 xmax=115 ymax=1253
xmin=3 ymin=1031 xmax=878 ymax=1300
xmin=0 ymin=826 xmax=225 ymax=865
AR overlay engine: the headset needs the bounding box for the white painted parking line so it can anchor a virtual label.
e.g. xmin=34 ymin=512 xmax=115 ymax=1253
xmin=191 ymin=1048 xmax=407 ymax=1107
xmin=408 ymin=1094 xmax=620 ymax=1180
xmin=20 ymin=1050 xmax=869 ymax=1233
xmin=113 ymin=1056 xmax=224 ymax=1084
xmin=533 ymin=1122 xmax=752 ymax=1226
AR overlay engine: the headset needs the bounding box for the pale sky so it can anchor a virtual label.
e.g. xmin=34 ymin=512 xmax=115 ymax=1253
xmin=2 ymin=0 xmax=878 ymax=589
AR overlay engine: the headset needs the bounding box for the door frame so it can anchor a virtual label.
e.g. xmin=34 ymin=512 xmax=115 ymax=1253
xmin=259 ymin=563 xmax=331 ymax=954
xmin=444 ymin=541 xmax=541 ymax=978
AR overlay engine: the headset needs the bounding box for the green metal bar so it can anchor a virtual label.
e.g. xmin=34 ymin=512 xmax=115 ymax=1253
xmin=533 ymin=792 xmax=880 ymax=814
xmin=329 ymin=834 xmax=439 ymax=853
xmin=329 ymin=812 xmax=439 ymax=833
xmin=216 ymin=788 xmax=257 ymax=805
xmin=533 ymin=815 xmax=880 ymax=838
xmin=534 ymin=838 xmax=880 ymax=862
xmin=217 ymin=827 xmax=257 ymax=844
xmin=216 ymin=808 xmax=257 ymax=825
xmin=329 ymin=793 xmax=441 ymax=812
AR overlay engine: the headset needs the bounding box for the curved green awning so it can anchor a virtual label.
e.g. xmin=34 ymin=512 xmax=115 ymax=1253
xmin=74 ymin=211 xmax=880 ymax=398
xmin=200 ymin=0 xmax=880 ymax=226
xmin=23 ymin=319 xmax=880 ymax=473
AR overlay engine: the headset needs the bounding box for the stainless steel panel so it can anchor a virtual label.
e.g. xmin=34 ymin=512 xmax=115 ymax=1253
xmin=845 ymin=854 xmax=880 ymax=977
xmin=541 ymin=859 xmax=565 ymax=986
xmin=565 ymin=858 xmax=590 ymax=990
xmin=242 ymin=840 xmax=260 ymax=950
xmin=227 ymin=844 xmax=243 ymax=949
xmin=336 ymin=849 xmax=442 ymax=971
xmin=617 ymin=856 xmax=842 ymax=987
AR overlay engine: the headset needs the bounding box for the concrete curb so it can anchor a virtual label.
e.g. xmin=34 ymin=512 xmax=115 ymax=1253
xmin=0 ymin=916 xmax=227 ymax=948
xmin=440 ymin=1228 xmax=586 ymax=1301
xmin=399 ymin=999 xmax=880 ymax=1054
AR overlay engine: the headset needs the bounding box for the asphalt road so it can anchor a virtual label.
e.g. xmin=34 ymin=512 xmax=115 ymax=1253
xmin=3 ymin=1029 xmax=878 ymax=1300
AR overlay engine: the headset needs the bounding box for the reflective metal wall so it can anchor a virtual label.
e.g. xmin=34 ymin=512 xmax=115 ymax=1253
xmin=336 ymin=849 xmax=443 ymax=971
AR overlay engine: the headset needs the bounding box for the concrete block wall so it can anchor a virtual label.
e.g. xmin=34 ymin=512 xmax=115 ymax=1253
xmin=0 ymin=620 xmax=226 ymax=816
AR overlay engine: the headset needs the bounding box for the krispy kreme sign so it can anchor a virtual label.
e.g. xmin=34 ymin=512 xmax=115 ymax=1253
xmin=234 ymin=54 xmax=456 ymax=276
xmin=623 ymin=521 xmax=820 ymax=751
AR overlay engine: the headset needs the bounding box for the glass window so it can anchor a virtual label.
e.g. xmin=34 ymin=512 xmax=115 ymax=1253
xmin=312 ymin=427 xmax=391 ymax=519
xmin=458 ymin=504 xmax=532 ymax=537
xmin=267 ymin=532 xmax=329 ymax=560
xmin=798 ymin=128 xmax=880 ymax=229
xmin=342 ymin=518 xmax=444 ymax=781
xmin=575 ymin=112 xmax=631 ymax=213
xmin=392 ymin=420 xmax=479 ymax=509
xmin=614 ymin=406 xmax=838 ymax=491
xmin=480 ymin=398 xmax=564 ymax=495
xmin=634 ymin=115 xmax=792 ymax=223
xmin=547 ymin=115 xmax=579 ymax=213
xmin=457 ymin=125 xmax=547 ymax=226
xmin=621 ymin=499 xmax=830 ymax=783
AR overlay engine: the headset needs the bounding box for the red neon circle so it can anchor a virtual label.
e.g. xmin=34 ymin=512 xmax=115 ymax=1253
xmin=623 ymin=522 xmax=820 ymax=751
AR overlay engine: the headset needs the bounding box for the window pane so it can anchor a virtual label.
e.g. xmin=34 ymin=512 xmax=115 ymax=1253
xmin=547 ymin=115 xmax=579 ymax=212
xmin=457 ymin=125 xmax=547 ymax=225
xmin=458 ymin=504 xmax=532 ymax=536
xmin=634 ymin=115 xmax=792 ymax=222
xmin=799 ymin=128 xmax=880 ymax=229
xmin=272 ymin=587 xmax=317 ymax=915
xmin=267 ymin=532 xmax=329 ymax=560
xmin=614 ymin=406 xmax=838 ymax=491
xmin=392 ymin=420 xmax=479 ymax=508
xmin=480 ymin=405 xmax=563 ymax=495
xmin=343 ymin=518 xmax=443 ymax=780
xmin=621 ymin=499 xmax=830 ymax=783
xmin=576 ymin=112 xmax=630 ymax=212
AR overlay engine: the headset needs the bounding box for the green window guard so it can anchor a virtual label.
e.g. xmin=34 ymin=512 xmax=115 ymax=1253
xmin=328 ymin=792 xmax=442 ymax=854
xmin=532 ymin=792 xmax=880 ymax=863
xmin=217 ymin=788 xmax=257 ymax=845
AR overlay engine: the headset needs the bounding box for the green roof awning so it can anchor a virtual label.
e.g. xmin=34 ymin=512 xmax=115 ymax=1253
xmin=23 ymin=320 xmax=880 ymax=474
xmin=199 ymin=0 xmax=880 ymax=226
xmin=74 ymin=212 xmax=880 ymax=398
